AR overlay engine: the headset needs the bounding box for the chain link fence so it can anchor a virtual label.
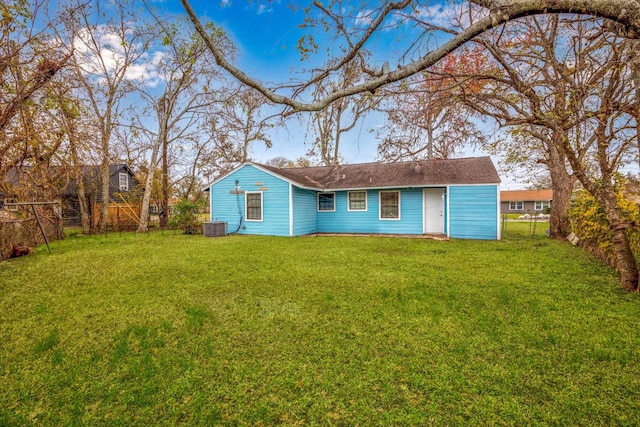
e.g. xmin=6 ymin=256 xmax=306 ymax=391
xmin=501 ymin=214 xmax=550 ymax=239
xmin=61 ymin=197 xmax=208 ymax=237
xmin=0 ymin=202 xmax=63 ymax=259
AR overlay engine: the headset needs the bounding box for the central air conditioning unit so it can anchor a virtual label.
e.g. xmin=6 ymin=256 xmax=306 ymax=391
xmin=203 ymin=221 xmax=227 ymax=237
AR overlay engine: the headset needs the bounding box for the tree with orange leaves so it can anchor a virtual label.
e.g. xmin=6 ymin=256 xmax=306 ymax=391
xmin=377 ymin=45 xmax=492 ymax=161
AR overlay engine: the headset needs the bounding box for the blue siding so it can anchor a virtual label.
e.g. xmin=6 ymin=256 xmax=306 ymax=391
xmin=292 ymin=186 xmax=317 ymax=236
xmin=317 ymin=189 xmax=423 ymax=234
xmin=210 ymin=164 xmax=499 ymax=240
xmin=210 ymin=165 xmax=291 ymax=236
xmin=448 ymin=185 xmax=498 ymax=240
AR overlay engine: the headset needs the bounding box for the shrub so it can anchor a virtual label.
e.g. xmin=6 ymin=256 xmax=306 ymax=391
xmin=168 ymin=198 xmax=205 ymax=234
xmin=568 ymin=176 xmax=640 ymax=263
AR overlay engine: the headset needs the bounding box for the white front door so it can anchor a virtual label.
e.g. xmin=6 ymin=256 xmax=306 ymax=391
xmin=423 ymin=189 xmax=444 ymax=234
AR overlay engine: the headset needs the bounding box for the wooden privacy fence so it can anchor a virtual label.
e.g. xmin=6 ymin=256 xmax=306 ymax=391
xmin=91 ymin=202 xmax=141 ymax=230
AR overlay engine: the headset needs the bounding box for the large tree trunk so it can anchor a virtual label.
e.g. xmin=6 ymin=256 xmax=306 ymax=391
xmin=546 ymin=143 xmax=575 ymax=238
xmin=69 ymin=144 xmax=91 ymax=234
xmin=610 ymin=226 xmax=639 ymax=291
xmin=96 ymin=125 xmax=111 ymax=233
xmin=75 ymin=168 xmax=91 ymax=234
xmin=137 ymin=140 xmax=162 ymax=233
xmin=605 ymin=205 xmax=639 ymax=291
xmin=159 ymin=135 xmax=169 ymax=228
xmin=97 ymin=157 xmax=110 ymax=232
xmin=137 ymin=166 xmax=156 ymax=233
xmin=138 ymin=99 xmax=167 ymax=233
xmin=595 ymin=184 xmax=639 ymax=291
xmin=547 ymin=171 xmax=573 ymax=238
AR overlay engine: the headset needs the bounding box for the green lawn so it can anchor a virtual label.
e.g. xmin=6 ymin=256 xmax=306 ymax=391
xmin=502 ymin=218 xmax=549 ymax=239
xmin=1 ymin=231 xmax=639 ymax=425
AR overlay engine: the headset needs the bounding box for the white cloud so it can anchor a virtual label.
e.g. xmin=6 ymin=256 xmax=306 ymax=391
xmin=415 ymin=2 xmax=490 ymax=29
xmin=73 ymin=25 xmax=165 ymax=88
xmin=355 ymin=9 xmax=375 ymax=26
xmin=353 ymin=2 xmax=489 ymax=32
xmin=125 ymin=50 xmax=165 ymax=88
xmin=256 ymin=4 xmax=273 ymax=15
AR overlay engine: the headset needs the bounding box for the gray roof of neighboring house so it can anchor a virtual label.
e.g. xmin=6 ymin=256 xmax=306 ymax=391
xmin=3 ymin=164 xmax=136 ymax=196
xmin=254 ymin=156 xmax=500 ymax=190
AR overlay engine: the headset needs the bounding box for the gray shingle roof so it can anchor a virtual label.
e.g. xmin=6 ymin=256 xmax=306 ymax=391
xmin=255 ymin=157 xmax=500 ymax=190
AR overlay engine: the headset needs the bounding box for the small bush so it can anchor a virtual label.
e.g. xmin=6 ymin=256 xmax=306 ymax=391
xmin=168 ymin=198 xmax=205 ymax=234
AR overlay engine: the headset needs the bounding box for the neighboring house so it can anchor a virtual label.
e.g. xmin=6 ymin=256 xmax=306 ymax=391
xmin=207 ymin=157 xmax=502 ymax=240
xmin=63 ymin=164 xmax=137 ymax=200
xmin=500 ymin=189 xmax=553 ymax=215
xmin=2 ymin=163 xmax=139 ymax=227
xmin=62 ymin=164 xmax=139 ymax=226
xmin=149 ymin=198 xmax=179 ymax=216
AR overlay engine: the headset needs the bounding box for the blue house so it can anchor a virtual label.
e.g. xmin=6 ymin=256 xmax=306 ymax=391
xmin=207 ymin=157 xmax=501 ymax=240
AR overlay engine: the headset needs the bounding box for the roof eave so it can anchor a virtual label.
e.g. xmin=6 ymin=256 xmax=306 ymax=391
xmin=318 ymin=181 xmax=501 ymax=192
xmin=203 ymin=162 xmax=324 ymax=191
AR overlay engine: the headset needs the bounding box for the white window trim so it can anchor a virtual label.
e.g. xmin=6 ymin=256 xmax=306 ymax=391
xmin=245 ymin=191 xmax=263 ymax=222
xmin=118 ymin=172 xmax=128 ymax=191
xmin=534 ymin=201 xmax=550 ymax=211
xmin=317 ymin=192 xmax=336 ymax=212
xmin=509 ymin=201 xmax=523 ymax=210
xmin=379 ymin=190 xmax=401 ymax=220
xmin=347 ymin=191 xmax=367 ymax=212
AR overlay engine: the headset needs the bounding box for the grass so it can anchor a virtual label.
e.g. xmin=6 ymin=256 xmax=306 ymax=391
xmin=1 ymin=230 xmax=640 ymax=425
xmin=502 ymin=213 xmax=550 ymax=220
xmin=502 ymin=218 xmax=549 ymax=239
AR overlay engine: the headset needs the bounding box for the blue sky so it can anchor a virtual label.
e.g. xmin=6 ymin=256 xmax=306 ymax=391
xmin=159 ymin=1 xmax=524 ymax=187
xmin=179 ymin=0 xmax=394 ymax=165
xmin=183 ymin=1 xmax=315 ymax=78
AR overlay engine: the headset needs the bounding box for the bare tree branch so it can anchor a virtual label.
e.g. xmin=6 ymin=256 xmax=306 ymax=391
xmin=180 ymin=0 xmax=640 ymax=113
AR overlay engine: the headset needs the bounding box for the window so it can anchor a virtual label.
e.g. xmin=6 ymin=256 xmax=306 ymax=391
xmin=348 ymin=191 xmax=367 ymax=211
xmin=318 ymin=192 xmax=335 ymax=211
xmin=380 ymin=191 xmax=400 ymax=219
xmin=118 ymin=172 xmax=128 ymax=191
xmin=509 ymin=201 xmax=523 ymax=210
xmin=246 ymin=192 xmax=263 ymax=221
xmin=535 ymin=201 xmax=551 ymax=211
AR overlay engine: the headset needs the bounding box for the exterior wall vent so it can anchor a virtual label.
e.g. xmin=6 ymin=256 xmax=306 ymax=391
xmin=203 ymin=221 xmax=227 ymax=237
